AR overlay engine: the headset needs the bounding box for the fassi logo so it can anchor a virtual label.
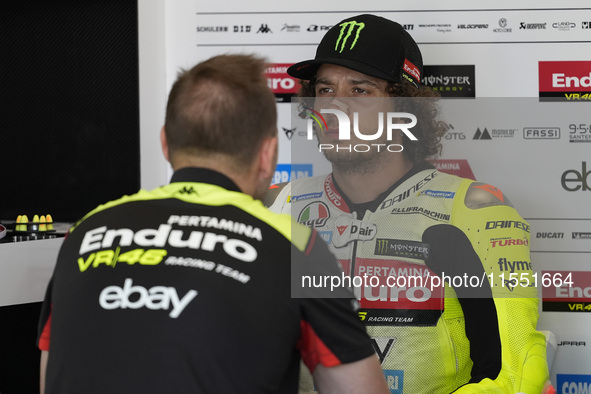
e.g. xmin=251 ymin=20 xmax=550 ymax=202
xmin=523 ymin=127 xmax=560 ymax=139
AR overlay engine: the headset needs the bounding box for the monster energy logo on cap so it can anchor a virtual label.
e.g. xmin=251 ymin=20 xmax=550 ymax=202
xmin=286 ymin=14 xmax=423 ymax=87
xmin=335 ymin=21 xmax=365 ymax=53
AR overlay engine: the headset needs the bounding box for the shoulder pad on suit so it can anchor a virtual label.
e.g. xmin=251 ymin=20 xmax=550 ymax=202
xmin=464 ymin=182 xmax=513 ymax=209
xmin=262 ymin=182 xmax=289 ymax=207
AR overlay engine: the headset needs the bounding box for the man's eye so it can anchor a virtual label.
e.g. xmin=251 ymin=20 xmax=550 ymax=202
xmin=352 ymin=87 xmax=367 ymax=94
xmin=317 ymin=87 xmax=332 ymax=94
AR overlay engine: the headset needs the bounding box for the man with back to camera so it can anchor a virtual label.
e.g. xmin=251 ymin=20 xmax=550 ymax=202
xmin=266 ymin=14 xmax=552 ymax=393
xmin=37 ymin=54 xmax=389 ymax=394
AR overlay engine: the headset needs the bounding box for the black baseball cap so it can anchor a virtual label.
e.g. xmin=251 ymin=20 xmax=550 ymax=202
xmin=287 ymin=14 xmax=423 ymax=87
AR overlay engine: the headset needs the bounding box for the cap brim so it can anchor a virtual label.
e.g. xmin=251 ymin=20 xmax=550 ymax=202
xmin=287 ymin=58 xmax=398 ymax=83
xmin=286 ymin=60 xmax=321 ymax=80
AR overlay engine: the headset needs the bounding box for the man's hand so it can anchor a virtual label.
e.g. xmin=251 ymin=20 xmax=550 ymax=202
xmin=40 ymin=350 xmax=48 ymax=394
xmin=313 ymin=354 xmax=389 ymax=394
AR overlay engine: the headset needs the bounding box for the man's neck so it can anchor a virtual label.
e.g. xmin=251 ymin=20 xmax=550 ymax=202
xmin=172 ymin=157 xmax=254 ymax=197
xmin=331 ymin=154 xmax=414 ymax=204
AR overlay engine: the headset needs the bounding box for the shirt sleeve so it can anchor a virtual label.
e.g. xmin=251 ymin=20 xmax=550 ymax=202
xmin=293 ymin=230 xmax=376 ymax=373
xmin=37 ymin=278 xmax=53 ymax=351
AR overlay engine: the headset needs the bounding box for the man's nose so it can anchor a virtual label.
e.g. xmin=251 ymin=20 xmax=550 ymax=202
xmin=316 ymin=97 xmax=351 ymax=115
xmin=328 ymin=98 xmax=350 ymax=112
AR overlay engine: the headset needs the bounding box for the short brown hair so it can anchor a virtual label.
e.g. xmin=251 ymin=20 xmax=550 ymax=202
xmin=298 ymin=79 xmax=445 ymax=164
xmin=165 ymin=54 xmax=277 ymax=167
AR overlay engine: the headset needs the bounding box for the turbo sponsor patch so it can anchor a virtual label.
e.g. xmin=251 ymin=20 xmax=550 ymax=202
xmin=490 ymin=237 xmax=529 ymax=248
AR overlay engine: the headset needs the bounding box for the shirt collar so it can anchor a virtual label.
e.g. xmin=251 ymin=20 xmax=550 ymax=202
xmin=169 ymin=167 xmax=242 ymax=193
xmin=332 ymin=161 xmax=435 ymax=217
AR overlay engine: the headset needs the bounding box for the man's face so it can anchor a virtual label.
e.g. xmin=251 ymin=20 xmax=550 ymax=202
xmin=312 ymin=64 xmax=397 ymax=167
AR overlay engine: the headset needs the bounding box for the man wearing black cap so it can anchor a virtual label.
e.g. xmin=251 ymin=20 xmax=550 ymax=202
xmin=267 ymin=14 xmax=550 ymax=394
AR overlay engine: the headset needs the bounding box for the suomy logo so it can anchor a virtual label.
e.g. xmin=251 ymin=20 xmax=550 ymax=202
xmin=335 ymin=21 xmax=365 ymax=52
xmin=303 ymin=107 xmax=418 ymax=153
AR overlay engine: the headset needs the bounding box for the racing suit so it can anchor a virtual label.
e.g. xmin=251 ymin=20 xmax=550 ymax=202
xmin=268 ymin=162 xmax=549 ymax=394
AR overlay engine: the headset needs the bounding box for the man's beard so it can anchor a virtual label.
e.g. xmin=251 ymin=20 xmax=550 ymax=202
xmin=321 ymin=140 xmax=390 ymax=175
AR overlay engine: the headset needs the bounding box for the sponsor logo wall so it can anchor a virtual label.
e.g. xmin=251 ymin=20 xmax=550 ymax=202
xmin=265 ymin=63 xmax=298 ymax=103
xmin=422 ymin=65 xmax=475 ymax=97
xmin=539 ymin=61 xmax=591 ymax=101
xmin=167 ymin=1 xmax=591 ymax=386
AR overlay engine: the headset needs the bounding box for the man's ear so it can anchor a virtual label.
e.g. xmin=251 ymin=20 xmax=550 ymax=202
xmin=257 ymin=135 xmax=278 ymax=183
xmin=160 ymin=126 xmax=170 ymax=163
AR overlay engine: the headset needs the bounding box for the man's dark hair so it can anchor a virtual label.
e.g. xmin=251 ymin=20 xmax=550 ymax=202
xmin=298 ymin=79 xmax=446 ymax=164
xmin=165 ymin=54 xmax=277 ymax=167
